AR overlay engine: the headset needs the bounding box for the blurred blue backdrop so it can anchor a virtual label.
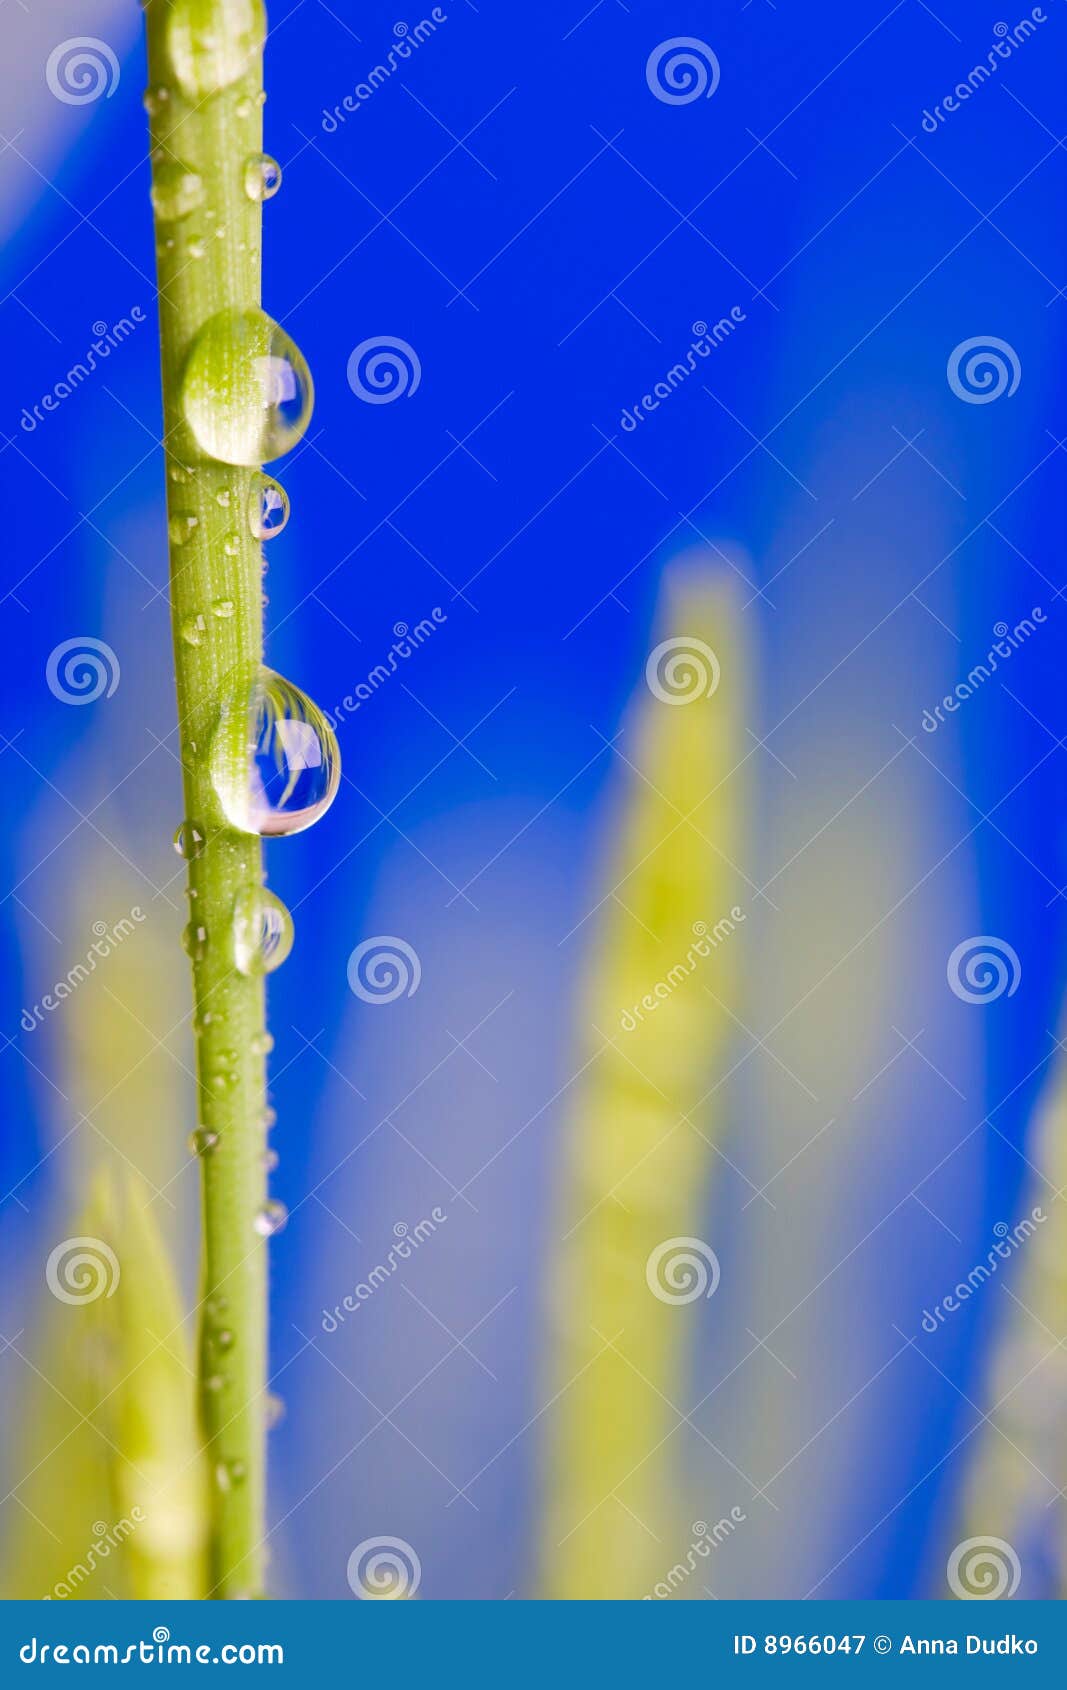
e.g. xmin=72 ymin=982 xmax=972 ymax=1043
xmin=2 ymin=0 xmax=1066 ymax=1600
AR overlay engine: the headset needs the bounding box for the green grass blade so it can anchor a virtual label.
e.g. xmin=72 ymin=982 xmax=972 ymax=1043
xmin=539 ymin=563 xmax=749 ymax=1598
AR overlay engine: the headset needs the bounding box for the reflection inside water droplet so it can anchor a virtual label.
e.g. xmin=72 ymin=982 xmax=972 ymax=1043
xmin=243 ymin=152 xmax=282 ymax=201
xmin=211 ymin=665 xmax=340 ymax=837
xmin=181 ymin=308 xmax=313 ymax=467
xmin=250 ymin=474 xmax=289 ymax=540
xmin=232 ymin=885 xmax=294 ymax=976
xmin=254 ymin=1199 xmax=288 ymax=1237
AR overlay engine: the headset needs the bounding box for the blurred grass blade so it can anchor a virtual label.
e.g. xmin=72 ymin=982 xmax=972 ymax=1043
xmin=539 ymin=561 xmax=749 ymax=1598
xmin=0 ymin=1173 xmax=207 ymax=1599
xmin=953 ymin=1042 xmax=1067 ymax=1597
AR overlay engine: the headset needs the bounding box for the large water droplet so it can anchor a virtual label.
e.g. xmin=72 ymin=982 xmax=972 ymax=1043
xmin=167 ymin=0 xmax=266 ymax=100
xmin=151 ymin=163 xmax=204 ymax=222
xmin=181 ymin=308 xmax=313 ymax=467
xmin=232 ymin=885 xmax=294 ymax=976
xmin=250 ymin=474 xmax=289 ymax=540
xmin=243 ymin=152 xmax=282 ymax=201
xmin=211 ymin=666 xmax=340 ymax=837
xmin=254 ymin=1199 xmax=288 ymax=1237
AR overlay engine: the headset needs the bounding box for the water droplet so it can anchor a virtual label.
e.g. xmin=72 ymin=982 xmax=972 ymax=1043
xmin=167 ymin=0 xmax=266 ymax=100
xmin=182 ymin=921 xmax=208 ymax=961
xmin=193 ymin=1010 xmax=214 ymax=1034
xmin=212 ymin=597 xmax=235 ymax=618
xmin=204 ymin=1373 xmax=225 ymax=1393
xmin=210 ymin=1070 xmax=236 ymax=1093
xmin=243 ymin=152 xmax=282 ymax=201
xmin=143 ymin=84 xmax=171 ymax=117
xmin=169 ymin=463 xmax=192 ymax=484
xmin=180 ymin=308 xmax=314 ymax=466
xmin=169 ymin=511 xmax=199 ymax=546
xmin=262 ymin=1106 xmax=277 ymax=1130
xmin=250 ymin=475 xmax=289 ymax=540
xmin=262 ymin=1147 xmax=279 ymax=1172
xmin=223 ymin=532 xmax=240 ymax=556
xmin=151 ymin=163 xmax=204 ymax=222
xmin=211 ymin=666 xmax=341 ymax=836
xmin=187 ymin=237 xmax=205 ymax=260
xmin=180 ymin=612 xmax=207 ymax=647
xmin=215 ymin=1458 xmax=247 ymax=1492
xmin=173 ymin=819 xmax=206 ymax=859
xmin=250 ymin=1030 xmax=274 ymax=1055
xmin=206 ymin=1294 xmax=229 ymax=1318
xmin=213 ymin=1328 xmax=235 ymax=1351
xmin=254 ymin=1199 xmax=288 ymax=1238
xmin=232 ymin=886 xmax=294 ymax=976
xmin=216 ymin=487 xmax=232 ymax=508
xmin=264 ymin=1392 xmax=285 ymax=1429
xmin=189 ymin=1127 xmax=219 ymax=1155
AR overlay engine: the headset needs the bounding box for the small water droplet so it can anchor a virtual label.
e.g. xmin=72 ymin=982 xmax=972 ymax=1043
xmin=211 ymin=665 xmax=341 ymax=837
xmin=213 ymin=1328 xmax=235 ymax=1351
xmin=206 ymin=1294 xmax=229 ymax=1317
xmin=173 ymin=819 xmax=206 ymax=859
xmin=250 ymin=1030 xmax=275 ymax=1055
xmin=143 ymin=84 xmax=171 ymax=117
xmin=232 ymin=886 xmax=294 ymax=976
xmin=210 ymin=1070 xmax=236 ymax=1093
xmin=215 ymin=1458 xmax=247 ymax=1492
xmin=169 ymin=463 xmax=192 ymax=484
xmin=168 ymin=511 xmax=199 ymax=546
xmin=182 ymin=921 xmax=208 ymax=960
xmin=212 ymin=597 xmax=236 ymax=618
xmin=262 ymin=1147 xmax=279 ymax=1172
xmin=216 ymin=487 xmax=232 ymax=508
xmin=262 ymin=1106 xmax=277 ymax=1129
xmin=167 ymin=0 xmax=266 ymax=100
xmin=250 ymin=474 xmax=289 ymax=540
xmin=151 ymin=162 xmax=204 ymax=222
xmin=187 ymin=238 xmax=205 ymax=260
xmin=180 ymin=612 xmax=207 ymax=647
xmin=243 ymin=152 xmax=282 ymax=201
xmin=254 ymin=1199 xmax=288 ymax=1238
xmin=204 ymin=1373 xmax=225 ymax=1393
xmin=181 ymin=308 xmax=314 ymax=466
xmin=264 ymin=1392 xmax=285 ymax=1429
xmin=223 ymin=532 xmax=240 ymax=556
xmin=189 ymin=1127 xmax=219 ymax=1155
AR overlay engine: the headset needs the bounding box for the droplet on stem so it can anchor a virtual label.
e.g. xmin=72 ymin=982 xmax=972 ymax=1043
xmin=232 ymin=885 xmax=294 ymax=976
xmin=180 ymin=308 xmax=313 ymax=466
xmin=210 ymin=665 xmax=340 ymax=837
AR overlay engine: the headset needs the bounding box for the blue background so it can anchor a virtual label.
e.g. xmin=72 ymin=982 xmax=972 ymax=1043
xmin=2 ymin=0 xmax=1066 ymax=1600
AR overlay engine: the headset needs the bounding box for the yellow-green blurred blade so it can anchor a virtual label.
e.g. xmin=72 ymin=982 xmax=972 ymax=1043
xmin=953 ymin=1041 xmax=1067 ymax=1597
xmin=0 ymin=1174 xmax=207 ymax=1599
xmin=539 ymin=563 xmax=748 ymax=1598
